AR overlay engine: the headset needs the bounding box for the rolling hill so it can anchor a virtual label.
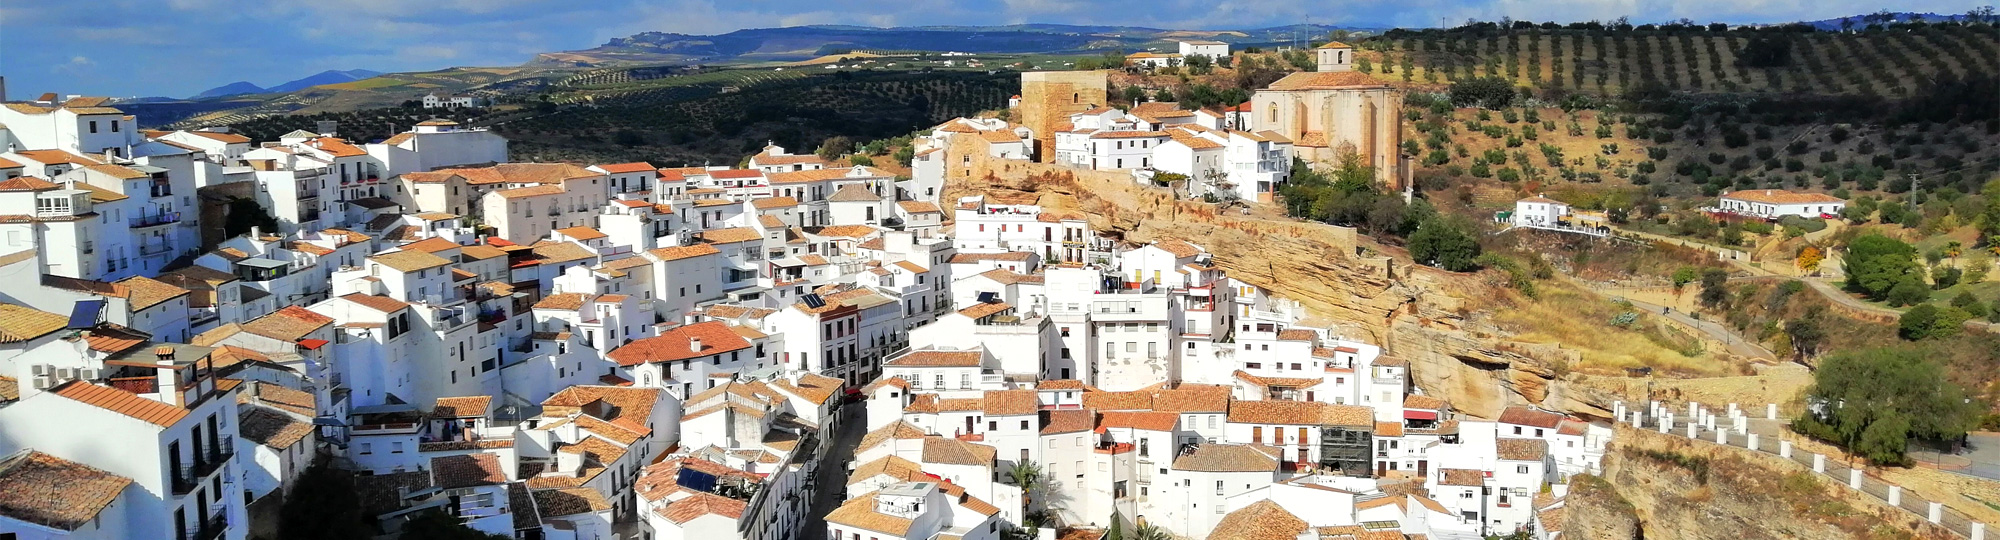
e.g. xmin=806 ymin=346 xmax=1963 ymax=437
xmin=533 ymin=23 xmax=1378 ymax=66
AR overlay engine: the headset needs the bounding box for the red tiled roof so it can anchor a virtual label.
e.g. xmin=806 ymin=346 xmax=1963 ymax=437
xmin=608 ymin=321 xmax=752 ymax=366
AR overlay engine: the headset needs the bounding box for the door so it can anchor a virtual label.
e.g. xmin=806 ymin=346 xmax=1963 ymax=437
xmin=1376 ymin=461 xmax=1386 ymax=477
xmin=1418 ymin=460 xmax=1429 ymax=477
xmin=965 ymin=416 xmax=975 ymax=434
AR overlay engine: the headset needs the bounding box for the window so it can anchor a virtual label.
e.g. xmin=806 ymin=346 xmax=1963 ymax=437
xmin=1251 ymin=426 xmax=1263 ymax=443
xmin=1517 ymin=465 xmax=1529 ymax=474
xmin=1215 ymin=480 xmax=1224 ymax=495
xmin=359 ymin=443 xmax=374 ymax=455
xmin=1512 ymin=426 xmax=1522 ymax=435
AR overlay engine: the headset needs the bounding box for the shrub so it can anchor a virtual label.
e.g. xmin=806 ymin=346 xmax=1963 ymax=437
xmin=1408 ymin=216 xmax=1483 ymax=271
xmin=1791 ymin=346 xmax=1980 ymax=465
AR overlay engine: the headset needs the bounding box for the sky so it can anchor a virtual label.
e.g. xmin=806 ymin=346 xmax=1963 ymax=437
xmin=0 ymin=0 xmax=1983 ymax=99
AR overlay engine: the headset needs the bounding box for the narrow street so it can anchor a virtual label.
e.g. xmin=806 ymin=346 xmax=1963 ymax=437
xmin=800 ymin=400 xmax=868 ymax=540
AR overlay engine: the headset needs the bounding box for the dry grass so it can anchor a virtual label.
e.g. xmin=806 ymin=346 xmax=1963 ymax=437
xmin=1491 ymin=280 xmax=1732 ymax=375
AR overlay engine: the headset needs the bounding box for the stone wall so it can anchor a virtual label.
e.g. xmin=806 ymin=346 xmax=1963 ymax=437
xmin=1018 ymin=71 xmax=1108 ymax=163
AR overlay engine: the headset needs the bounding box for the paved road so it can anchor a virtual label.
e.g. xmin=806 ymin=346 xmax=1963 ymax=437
xmin=1611 ymin=294 xmax=1779 ymax=361
xmin=800 ymin=400 xmax=867 ymax=540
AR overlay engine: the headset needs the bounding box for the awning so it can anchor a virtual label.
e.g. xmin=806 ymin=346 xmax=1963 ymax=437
xmin=1404 ymin=410 xmax=1439 ymax=421
xmin=296 ymin=339 xmax=330 ymax=350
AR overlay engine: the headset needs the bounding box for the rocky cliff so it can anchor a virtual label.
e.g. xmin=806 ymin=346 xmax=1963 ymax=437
xmin=946 ymin=166 xmax=1611 ymax=418
xmin=1566 ymin=427 xmax=1955 ymax=540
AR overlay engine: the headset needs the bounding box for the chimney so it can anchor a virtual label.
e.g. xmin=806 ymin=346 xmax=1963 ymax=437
xmin=154 ymin=346 xmax=184 ymax=407
xmin=689 ymin=338 xmax=703 ymax=353
xmin=250 ymin=225 xmax=262 ymax=239
xmin=555 ymin=447 xmax=584 ymax=477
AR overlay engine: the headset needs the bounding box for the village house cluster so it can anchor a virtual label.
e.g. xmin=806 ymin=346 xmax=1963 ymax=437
xmin=0 ymin=61 xmax=1607 ymax=540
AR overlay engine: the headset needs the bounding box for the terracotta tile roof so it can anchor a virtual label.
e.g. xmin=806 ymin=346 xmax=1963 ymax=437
xmin=948 ymin=251 xmax=1034 ymax=263
xmin=750 ymin=196 xmax=800 ymax=210
xmin=1089 ymin=131 xmax=1168 ymax=139
xmin=1267 ymin=71 xmax=1388 ymax=90
xmin=1322 ymin=404 xmax=1376 ymax=428
xmin=533 ymin=292 xmax=590 ymax=311
xmin=181 ymin=130 xmax=252 ymax=144
xmin=1173 ymin=443 xmax=1279 ymax=472
xmin=433 ymin=396 xmax=492 ymax=418
xmin=860 ymin=377 xmax=910 ymax=393
xmin=1100 ymin=411 xmax=1178 ymax=431
xmin=815 ymin=224 xmax=881 ymax=239
xmin=0 ymin=450 xmax=133 ymax=530
xmin=1150 ymin=387 xmax=1229 ymax=412
xmin=553 ymin=226 xmax=607 ymax=241
xmin=859 ymin=421 xmax=929 ymax=450
xmin=698 ymin=227 xmax=762 ymax=244
xmin=51 ymin=381 xmax=190 ymax=427
xmin=937 ymin=397 xmax=985 ymax=412
xmin=494 ymin=184 xmax=565 ymax=198
xmin=1375 ymin=421 xmax=1405 ymax=437
xmin=902 ymin=393 xmax=939 ymax=414
xmin=1233 ymin=371 xmax=1323 ymax=390
xmin=0 ymin=176 xmax=59 ymax=191
xmin=340 ymin=293 xmax=410 ymax=313
xmin=541 ymin=386 xmax=663 ymax=437
xmin=656 ymin=491 xmax=746 ymax=523
xmin=1373 ymin=356 xmax=1408 ymax=367
xmin=1498 ymin=406 xmax=1564 ymax=429
xmin=595 ymin=162 xmax=657 ymax=174
xmin=643 ymin=242 xmax=720 ymax=262
xmin=531 ymin=242 xmax=596 ymax=265
xmin=956 ymin=301 xmax=1012 ymax=320
xmin=432 ymin=453 xmax=508 ymax=489
xmin=1081 ymin=391 xmax=1153 ymax=411
xmin=112 ymin=276 xmax=188 ymax=311
xmin=239 ymin=406 xmax=314 ymax=449
xmin=771 ymin=373 xmax=844 ymax=405
xmin=827 ymin=184 xmax=879 ymax=202
xmin=1209 ymin=500 xmax=1309 ymax=540
xmin=608 ymin=321 xmax=752 ymax=366
xmin=1402 ymin=394 xmax=1447 ymax=411
xmin=10 ymin=150 xmax=99 ymax=166
xmin=1559 ymin=419 xmax=1589 ymax=436
xmin=826 ymin=492 xmax=915 ymax=535
xmin=751 ymin=151 xmax=828 ymax=166
xmin=1439 ymin=468 xmax=1485 ymax=486
xmin=1228 ymin=400 xmax=1325 ymax=425
xmin=41 ymin=275 xmax=126 ymax=296
xmin=535 ymin=487 xmax=614 ymax=518
xmin=768 ymin=167 xmax=874 ymax=184
xmin=1497 ymin=438 xmax=1549 ymax=461
xmin=1041 ymin=409 xmax=1096 ymax=434
xmin=239 ymin=382 xmax=315 ymax=417
xmin=885 ymin=348 xmax=984 ymax=367
xmin=1720 ymin=189 xmax=1845 ymax=205
xmin=0 ymin=304 xmax=68 ymax=343
xmin=1038 ymin=379 xmax=1087 ymax=391
xmin=922 ymin=436 xmax=996 ymax=466
xmin=369 ymin=249 xmax=453 ymax=272
xmin=981 ymin=389 xmax=1038 ymax=416
xmin=238 ymin=306 xmax=334 ymax=342
xmin=636 ymin=458 xmax=762 ymax=501
xmin=0 ymin=376 xmax=15 ymax=401
xmin=897 ymin=201 xmax=942 ymax=214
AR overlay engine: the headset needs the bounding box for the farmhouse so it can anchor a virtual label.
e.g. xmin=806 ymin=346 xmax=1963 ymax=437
xmin=1717 ymin=189 xmax=1846 ymax=219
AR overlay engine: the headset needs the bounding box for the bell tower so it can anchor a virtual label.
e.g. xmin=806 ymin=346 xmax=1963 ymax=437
xmin=1315 ymin=42 xmax=1353 ymax=72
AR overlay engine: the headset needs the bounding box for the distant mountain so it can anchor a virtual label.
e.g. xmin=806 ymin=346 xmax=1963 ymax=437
xmin=1797 ymin=12 xmax=1981 ymax=31
xmin=535 ymin=23 xmax=1378 ymax=67
xmin=264 ymin=69 xmax=384 ymax=93
xmin=191 ymin=81 xmax=265 ymax=99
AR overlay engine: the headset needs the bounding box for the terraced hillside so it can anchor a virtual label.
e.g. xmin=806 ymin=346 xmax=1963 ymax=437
xmin=1361 ymin=24 xmax=2000 ymax=97
xmin=498 ymin=70 xmax=1016 ymax=165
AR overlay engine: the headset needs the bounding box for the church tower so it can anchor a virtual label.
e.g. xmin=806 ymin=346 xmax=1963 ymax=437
xmin=1315 ymin=42 xmax=1354 ymax=72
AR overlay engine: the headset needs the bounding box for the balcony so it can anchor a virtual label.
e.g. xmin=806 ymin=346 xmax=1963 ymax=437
xmin=183 ymin=510 xmax=227 ymax=540
xmin=34 ymin=207 xmax=76 ymax=219
xmin=131 ymin=212 xmax=181 ymax=228
xmin=139 ymin=244 xmax=175 ymax=257
xmin=150 ymin=185 xmax=174 ymax=198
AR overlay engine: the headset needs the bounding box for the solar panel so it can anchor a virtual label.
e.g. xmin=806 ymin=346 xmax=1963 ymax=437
xmin=676 ymin=467 xmax=719 ymax=493
xmin=68 ymin=299 xmax=103 ymax=329
xmin=801 ymin=294 xmax=826 ymax=308
xmin=977 ymin=292 xmax=999 ymax=303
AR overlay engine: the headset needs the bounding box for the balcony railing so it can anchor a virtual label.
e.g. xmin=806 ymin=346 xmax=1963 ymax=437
xmin=184 ymin=510 xmax=226 ymax=540
xmin=131 ymin=212 xmax=181 ymax=228
xmin=34 ymin=207 xmax=75 ymax=219
xmin=139 ymin=244 xmax=175 ymax=257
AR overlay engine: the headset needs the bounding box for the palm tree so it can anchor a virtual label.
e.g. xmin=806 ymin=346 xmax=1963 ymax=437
xmin=1008 ymin=460 xmax=1043 ymax=513
xmin=1135 ymin=523 xmax=1173 ymax=540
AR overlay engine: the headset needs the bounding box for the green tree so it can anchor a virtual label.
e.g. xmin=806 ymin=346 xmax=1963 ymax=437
xmin=1793 ymin=346 xmax=1981 ymax=465
xmin=1008 ymin=460 xmax=1043 ymax=515
xmin=1153 ymin=88 xmax=1176 ymax=103
xmin=1899 ymin=304 xmax=1942 ymax=340
xmin=1671 ymin=266 xmax=1699 ymax=298
xmin=1698 ymin=268 xmax=1731 ymax=308
xmin=1843 ymin=234 xmax=1921 ymax=301
xmin=1886 ymin=278 xmax=1930 ymax=307
xmin=1951 ymin=291 xmax=1990 ymax=318
xmin=1106 ymin=510 xmax=1127 ymax=540
xmin=1448 ymin=77 xmax=1516 ymax=109
xmin=278 ymin=464 xmax=371 ymax=540
xmin=1121 ymin=85 xmax=1148 ymax=104
xmin=1980 ymin=179 xmax=2000 ymax=246
xmin=1408 ymin=215 xmax=1483 ymax=271
xmin=816 ymin=136 xmax=855 ymax=159
xmin=1785 ymin=311 xmax=1827 ymax=360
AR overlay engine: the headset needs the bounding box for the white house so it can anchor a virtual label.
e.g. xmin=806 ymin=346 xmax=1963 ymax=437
xmin=1177 ymin=40 xmax=1230 ymax=59
xmin=1717 ymin=189 xmax=1845 ymax=219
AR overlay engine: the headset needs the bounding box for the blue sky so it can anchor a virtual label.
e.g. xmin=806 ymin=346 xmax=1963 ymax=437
xmin=0 ymin=0 xmax=1982 ymax=99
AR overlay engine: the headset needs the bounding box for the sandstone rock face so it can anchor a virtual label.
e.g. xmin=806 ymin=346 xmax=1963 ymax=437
xmin=947 ymin=166 xmax=1599 ymax=418
xmin=1577 ymin=427 xmax=1956 ymax=540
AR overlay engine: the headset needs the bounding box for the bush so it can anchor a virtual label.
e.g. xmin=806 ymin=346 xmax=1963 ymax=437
xmin=1843 ymin=234 xmax=1921 ymax=301
xmin=1449 ymin=78 xmax=1516 ymax=109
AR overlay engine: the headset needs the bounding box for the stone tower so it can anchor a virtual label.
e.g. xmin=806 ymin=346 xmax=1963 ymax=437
xmin=1018 ymin=71 xmax=1108 ymax=163
xmin=1315 ymin=42 xmax=1354 ymax=72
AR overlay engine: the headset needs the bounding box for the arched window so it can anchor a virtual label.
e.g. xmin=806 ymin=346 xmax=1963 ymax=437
xmin=1338 ymin=51 xmax=1346 ymax=64
xmin=1073 ymin=93 xmax=1079 ymax=103
xmin=1267 ymin=104 xmax=1278 ymax=123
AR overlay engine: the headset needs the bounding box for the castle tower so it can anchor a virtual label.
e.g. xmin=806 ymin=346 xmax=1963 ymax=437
xmin=1018 ymin=71 xmax=1108 ymax=163
xmin=1315 ymin=42 xmax=1354 ymax=73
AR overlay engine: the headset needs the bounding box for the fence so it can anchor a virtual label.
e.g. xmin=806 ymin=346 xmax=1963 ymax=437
xmin=1615 ymin=400 xmax=1987 ymax=539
